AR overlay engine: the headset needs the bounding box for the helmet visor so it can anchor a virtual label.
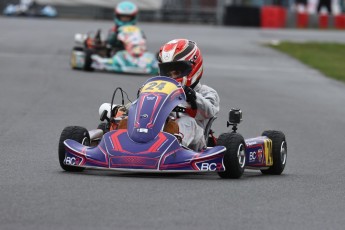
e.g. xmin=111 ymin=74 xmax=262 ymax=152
xmin=159 ymin=61 xmax=192 ymax=80
xmin=116 ymin=14 xmax=135 ymax=22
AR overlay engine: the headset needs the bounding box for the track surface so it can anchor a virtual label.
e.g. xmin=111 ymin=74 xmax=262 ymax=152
xmin=1 ymin=18 xmax=345 ymax=230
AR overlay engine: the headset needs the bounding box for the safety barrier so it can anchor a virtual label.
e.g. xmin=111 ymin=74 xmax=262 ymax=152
xmin=260 ymin=5 xmax=345 ymax=29
xmin=261 ymin=6 xmax=286 ymax=28
xmin=2 ymin=1 xmax=344 ymax=29
xmin=294 ymin=12 xmax=345 ymax=29
xmin=335 ymin=14 xmax=345 ymax=28
xmin=296 ymin=12 xmax=309 ymax=28
xmin=223 ymin=6 xmax=261 ymax=27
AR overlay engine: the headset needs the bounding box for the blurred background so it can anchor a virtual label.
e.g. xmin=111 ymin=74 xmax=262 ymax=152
xmin=1 ymin=0 xmax=345 ymax=28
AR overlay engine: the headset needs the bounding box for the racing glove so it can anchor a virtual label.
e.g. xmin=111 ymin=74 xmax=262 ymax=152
xmin=183 ymin=86 xmax=197 ymax=110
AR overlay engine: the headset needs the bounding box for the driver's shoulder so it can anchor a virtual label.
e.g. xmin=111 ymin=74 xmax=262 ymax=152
xmin=196 ymin=83 xmax=218 ymax=95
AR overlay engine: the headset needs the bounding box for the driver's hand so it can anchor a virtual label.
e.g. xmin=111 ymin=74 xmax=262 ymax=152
xmin=183 ymin=86 xmax=197 ymax=109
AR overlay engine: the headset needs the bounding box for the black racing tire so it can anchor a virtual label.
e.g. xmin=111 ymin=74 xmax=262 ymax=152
xmin=58 ymin=126 xmax=90 ymax=172
xmin=260 ymin=130 xmax=287 ymax=175
xmin=207 ymin=136 xmax=216 ymax=147
xmin=97 ymin=122 xmax=109 ymax=134
xmin=217 ymin=132 xmax=246 ymax=179
xmin=70 ymin=47 xmax=84 ymax=70
xmin=83 ymin=49 xmax=95 ymax=71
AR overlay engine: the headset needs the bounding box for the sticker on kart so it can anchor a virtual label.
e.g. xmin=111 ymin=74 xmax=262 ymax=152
xmin=121 ymin=25 xmax=140 ymax=33
xmin=141 ymin=80 xmax=178 ymax=94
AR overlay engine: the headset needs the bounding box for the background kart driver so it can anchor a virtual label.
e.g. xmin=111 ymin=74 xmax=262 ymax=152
xmin=158 ymin=39 xmax=220 ymax=151
xmin=106 ymin=1 xmax=144 ymax=54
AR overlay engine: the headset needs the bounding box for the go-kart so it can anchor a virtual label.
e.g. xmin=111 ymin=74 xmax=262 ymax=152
xmin=58 ymin=76 xmax=287 ymax=178
xmin=70 ymin=25 xmax=158 ymax=75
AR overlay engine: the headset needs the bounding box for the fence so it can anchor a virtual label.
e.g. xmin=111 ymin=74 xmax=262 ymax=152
xmin=1 ymin=0 xmax=345 ymax=28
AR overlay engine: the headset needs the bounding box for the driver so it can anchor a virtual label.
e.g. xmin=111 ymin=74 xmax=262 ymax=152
xmin=158 ymin=39 xmax=220 ymax=151
xmin=106 ymin=1 xmax=139 ymax=53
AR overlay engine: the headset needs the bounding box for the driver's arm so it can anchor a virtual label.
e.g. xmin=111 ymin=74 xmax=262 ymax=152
xmin=106 ymin=26 xmax=119 ymax=48
xmin=194 ymin=85 xmax=220 ymax=120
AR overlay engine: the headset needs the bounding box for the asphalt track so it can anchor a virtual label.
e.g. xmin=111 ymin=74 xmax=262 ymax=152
xmin=1 ymin=18 xmax=345 ymax=230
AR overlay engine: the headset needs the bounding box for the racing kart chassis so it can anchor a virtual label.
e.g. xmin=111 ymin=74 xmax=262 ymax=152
xmin=59 ymin=77 xmax=287 ymax=178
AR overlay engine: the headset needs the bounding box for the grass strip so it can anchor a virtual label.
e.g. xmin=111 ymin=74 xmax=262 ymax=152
xmin=269 ymin=42 xmax=345 ymax=83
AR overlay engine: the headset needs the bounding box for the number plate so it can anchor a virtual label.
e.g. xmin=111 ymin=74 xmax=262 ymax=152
xmin=141 ymin=80 xmax=178 ymax=94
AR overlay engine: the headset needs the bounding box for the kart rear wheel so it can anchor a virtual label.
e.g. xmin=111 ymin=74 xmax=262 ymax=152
xmin=58 ymin=126 xmax=90 ymax=172
xmin=260 ymin=130 xmax=287 ymax=175
xmin=217 ymin=132 xmax=246 ymax=179
xmin=84 ymin=49 xmax=95 ymax=71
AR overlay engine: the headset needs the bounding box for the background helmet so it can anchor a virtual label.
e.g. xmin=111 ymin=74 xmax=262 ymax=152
xmin=158 ymin=39 xmax=203 ymax=88
xmin=114 ymin=1 xmax=138 ymax=27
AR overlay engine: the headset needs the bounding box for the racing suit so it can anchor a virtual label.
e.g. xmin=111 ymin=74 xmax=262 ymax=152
xmin=174 ymin=83 xmax=220 ymax=151
xmin=106 ymin=25 xmax=146 ymax=55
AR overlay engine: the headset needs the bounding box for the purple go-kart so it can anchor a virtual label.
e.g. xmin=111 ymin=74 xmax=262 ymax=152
xmin=58 ymin=76 xmax=287 ymax=178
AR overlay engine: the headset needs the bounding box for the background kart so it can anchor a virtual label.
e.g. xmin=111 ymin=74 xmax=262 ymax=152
xmin=3 ymin=3 xmax=57 ymax=17
xmin=70 ymin=25 xmax=158 ymax=75
xmin=59 ymin=76 xmax=287 ymax=178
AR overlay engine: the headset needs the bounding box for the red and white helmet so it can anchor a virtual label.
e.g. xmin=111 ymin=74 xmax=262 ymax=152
xmin=158 ymin=39 xmax=203 ymax=88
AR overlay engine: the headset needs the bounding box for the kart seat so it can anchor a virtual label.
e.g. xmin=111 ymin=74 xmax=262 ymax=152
xmin=117 ymin=117 xmax=179 ymax=136
xmin=117 ymin=116 xmax=215 ymax=143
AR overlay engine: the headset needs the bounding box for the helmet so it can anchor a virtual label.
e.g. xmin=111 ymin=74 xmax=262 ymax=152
xmin=158 ymin=39 xmax=203 ymax=88
xmin=114 ymin=1 xmax=138 ymax=27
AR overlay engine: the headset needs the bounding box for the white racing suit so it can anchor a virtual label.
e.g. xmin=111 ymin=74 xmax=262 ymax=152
xmin=173 ymin=83 xmax=220 ymax=151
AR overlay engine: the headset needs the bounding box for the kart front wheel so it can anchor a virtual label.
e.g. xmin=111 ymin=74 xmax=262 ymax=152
xmin=260 ymin=130 xmax=287 ymax=175
xmin=217 ymin=132 xmax=246 ymax=179
xmin=58 ymin=126 xmax=90 ymax=172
